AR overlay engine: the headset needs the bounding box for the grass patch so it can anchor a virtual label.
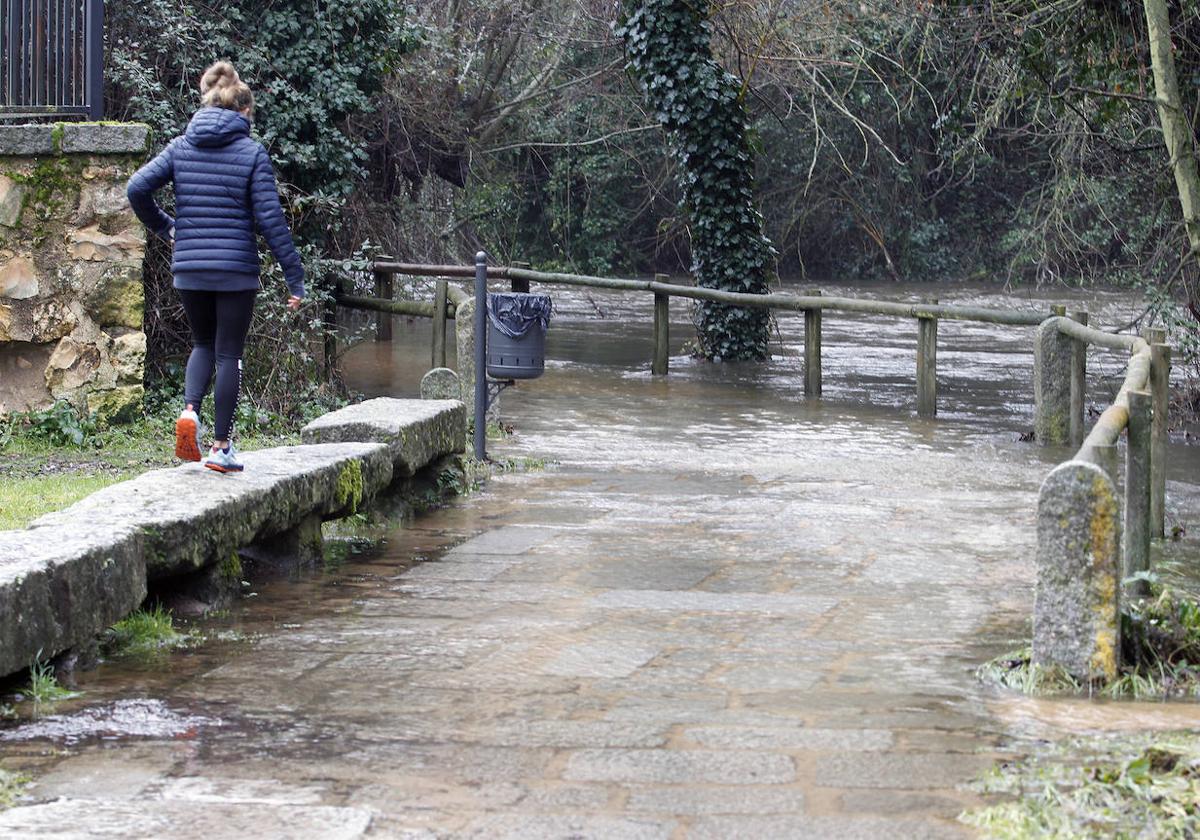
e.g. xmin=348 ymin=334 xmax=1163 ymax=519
xmin=0 ymin=397 xmax=303 ymax=531
xmin=962 ymin=733 xmax=1200 ymax=837
xmin=23 ymin=658 xmax=79 ymax=707
xmin=0 ymin=472 xmax=136 ymax=530
xmin=102 ymin=606 xmax=186 ymax=657
xmin=979 ymin=587 xmax=1200 ymax=700
xmin=0 ymin=768 xmax=30 ymax=810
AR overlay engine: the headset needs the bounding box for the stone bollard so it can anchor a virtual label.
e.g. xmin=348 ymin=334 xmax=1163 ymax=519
xmin=1033 ymin=317 xmax=1073 ymax=445
xmin=421 ymin=367 xmax=460 ymax=400
xmin=453 ymin=298 xmax=498 ymax=436
xmin=1033 ymin=460 xmax=1122 ymax=682
xmin=455 ymin=297 xmax=477 ymax=415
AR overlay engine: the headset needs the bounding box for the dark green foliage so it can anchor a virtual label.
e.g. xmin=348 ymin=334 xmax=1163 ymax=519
xmin=615 ymin=0 xmax=772 ymax=360
xmin=2 ymin=402 xmax=97 ymax=447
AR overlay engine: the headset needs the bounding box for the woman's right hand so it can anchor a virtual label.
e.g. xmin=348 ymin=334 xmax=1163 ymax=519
xmin=287 ymin=296 xmax=302 ymax=311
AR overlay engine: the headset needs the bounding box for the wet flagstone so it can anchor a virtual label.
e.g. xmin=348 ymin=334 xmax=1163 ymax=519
xmin=8 ymin=285 xmax=1196 ymax=837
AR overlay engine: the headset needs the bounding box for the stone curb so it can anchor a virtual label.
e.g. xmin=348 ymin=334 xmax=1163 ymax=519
xmin=0 ymin=123 xmax=151 ymax=157
xmin=301 ymin=397 xmax=466 ymax=477
xmin=0 ymin=398 xmax=462 ymax=679
xmin=30 ymin=443 xmax=394 ymax=581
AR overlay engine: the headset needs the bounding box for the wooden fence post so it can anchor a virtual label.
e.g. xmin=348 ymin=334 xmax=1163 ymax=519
xmin=916 ymin=298 xmax=938 ymax=418
xmin=652 ymin=291 xmax=670 ymax=376
xmin=511 ymin=260 xmax=531 ymax=293
xmin=432 ymin=278 xmax=449 ymax=369
xmin=1124 ymin=390 xmax=1153 ymax=598
xmin=373 ymin=268 xmax=393 ymax=342
xmin=1069 ymin=311 xmax=1088 ymax=447
xmin=804 ymin=289 xmax=822 ymax=398
xmin=1147 ymin=328 xmax=1170 ymax=539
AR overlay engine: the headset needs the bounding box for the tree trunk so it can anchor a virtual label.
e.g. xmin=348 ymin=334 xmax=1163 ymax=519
xmin=616 ymin=0 xmax=773 ymax=360
xmin=1143 ymin=0 xmax=1200 ymax=317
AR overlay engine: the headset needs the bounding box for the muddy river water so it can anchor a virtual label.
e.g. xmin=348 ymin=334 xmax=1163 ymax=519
xmin=0 ymin=281 xmax=1197 ymax=838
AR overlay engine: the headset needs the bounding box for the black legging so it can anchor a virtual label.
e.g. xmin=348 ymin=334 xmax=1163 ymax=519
xmin=178 ymin=289 xmax=257 ymax=442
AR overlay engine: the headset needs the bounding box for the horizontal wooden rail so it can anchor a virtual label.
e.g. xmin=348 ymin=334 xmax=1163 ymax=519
xmin=373 ymin=263 xmax=1050 ymax=326
xmin=1075 ymin=344 xmax=1151 ymax=465
xmin=338 ymin=294 xmax=440 ymax=319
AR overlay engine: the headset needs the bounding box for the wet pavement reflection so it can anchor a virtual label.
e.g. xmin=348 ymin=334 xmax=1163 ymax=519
xmin=0 ymin=281 xmax=1197 ymax=838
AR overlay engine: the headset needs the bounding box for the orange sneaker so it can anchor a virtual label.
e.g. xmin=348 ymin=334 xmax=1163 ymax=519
xmin=175 ymin=410 xmax=202 ymax=462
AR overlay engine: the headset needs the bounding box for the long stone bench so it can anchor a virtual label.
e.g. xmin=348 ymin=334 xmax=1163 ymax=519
xmin=0 ymin=398 xmax=465 ymax=679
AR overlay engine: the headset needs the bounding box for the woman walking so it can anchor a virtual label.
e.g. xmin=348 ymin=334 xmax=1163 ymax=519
xmin=127 ymin=61 xmax=304 ymax=473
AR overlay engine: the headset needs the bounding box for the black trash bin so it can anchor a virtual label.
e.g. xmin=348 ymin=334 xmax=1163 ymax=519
xmin=486 ymin=292 xmax=552 ymax=380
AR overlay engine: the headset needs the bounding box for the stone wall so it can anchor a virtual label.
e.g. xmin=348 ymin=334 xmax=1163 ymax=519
xmin=0 ymin=123 xmax=150 ymax=423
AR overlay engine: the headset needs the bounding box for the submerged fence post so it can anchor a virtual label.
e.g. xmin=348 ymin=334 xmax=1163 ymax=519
xmin=1069 ymin=311 xmax=1088 ymax=447
xmin=1034 ymin=307 xmax=1072 ymax=445
xmin=1033 ymin=460 xmax=1122 ymax=682
xmin=373 ymin=267 xmax=393 ymax=342
xmin=473 ymin=252 xmax=488 ymax=461
xmin=916 ymin=298 xmax=938 ymax=418
xmin=1148 ymin=330 xmax=1171 ymax=539
xmin=652 ymin=287 xmax=670 ymax=376
xmin=511 ymin=261 xmax=531 ymax=294
xmin=432 ymin=278 xmax=449 ymax=369
xmin=1124 ymin=390 xmax=1153 ymax=599
xmin=804 ymin=290 xmax=822 ymax=398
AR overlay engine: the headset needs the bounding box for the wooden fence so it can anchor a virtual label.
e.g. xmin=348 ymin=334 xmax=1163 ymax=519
xmin=339 ymin=259 xmax=1175 ymax=679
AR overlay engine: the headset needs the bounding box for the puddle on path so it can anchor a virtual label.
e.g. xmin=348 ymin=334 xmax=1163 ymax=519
xmin=1 ymin=280 xmax=1197 ymax=837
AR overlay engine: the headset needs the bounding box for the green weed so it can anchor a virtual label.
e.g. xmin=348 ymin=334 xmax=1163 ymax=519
xmin=24 ymin=657 xmax=78 ymax=707
xmin=103 ymin=606 xmax=185 ymax=657
xmin=0 ymin=768 xmax=30 ymax=810
xmin=962 ymin=734 xmax=1200 ymax=837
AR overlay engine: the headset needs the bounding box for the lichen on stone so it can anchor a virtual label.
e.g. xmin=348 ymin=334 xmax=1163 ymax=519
xmin=335 ymin=459 xmax=364 ymax=515
xmin=219 ymin=552 xmax=243 ymax=585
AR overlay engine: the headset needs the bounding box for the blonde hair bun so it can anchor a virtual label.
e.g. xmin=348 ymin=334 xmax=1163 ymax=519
xmin=199 ymin=61 xmax=254 ymax=113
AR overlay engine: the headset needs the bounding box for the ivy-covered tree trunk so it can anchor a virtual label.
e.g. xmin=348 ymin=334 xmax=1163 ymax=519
xmin=615 ymin=0 xmax=772 ymax=361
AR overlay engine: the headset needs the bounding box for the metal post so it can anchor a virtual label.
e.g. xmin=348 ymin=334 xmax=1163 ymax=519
xmin=473 ymin=251 xmax=488 ymax=461
xmin=652 ymin=292 xmax=669 ymax=376
xmin=916 ymin=297 xmax=938 ymax=418
xmin=804 ymin=289 xmax=822 ymax=398
xmin=432 ymin=278 xmax=448 ymax=368
xmin=373 ymin=268 xmax=393 ymax=342
xmin=1124 ymin=390 xmax=1152 ymax=598
xmin=1069 ymin=311 xmax=1088 ymax=447
xmin=1150 ymin=338 xmax=1171 ymax=539
xmin=322 ymin=277 xmax=338 ymax=382
xmin=85 ymin=0 xmax=102 ymax=119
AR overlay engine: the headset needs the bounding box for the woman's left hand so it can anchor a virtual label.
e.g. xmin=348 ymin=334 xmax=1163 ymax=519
xmin=287 ymin=296 xmax=302 ymax=311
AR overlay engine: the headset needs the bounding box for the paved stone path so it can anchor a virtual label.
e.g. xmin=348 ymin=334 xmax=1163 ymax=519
xmin=0 ymin=350 xmax=1063 ymax=838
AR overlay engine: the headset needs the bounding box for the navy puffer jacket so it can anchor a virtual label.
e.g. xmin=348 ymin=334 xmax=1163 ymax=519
xmin=127 ymin=107 xmax=305 ymax=298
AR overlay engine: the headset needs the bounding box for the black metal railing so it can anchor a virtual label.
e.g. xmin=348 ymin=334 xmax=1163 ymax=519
xmin=1 ymin=0 xmax=103 ymax=119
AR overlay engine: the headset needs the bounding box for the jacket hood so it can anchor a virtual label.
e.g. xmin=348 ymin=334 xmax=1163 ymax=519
xmin=185 ymin=107 xmax=251 ymax=148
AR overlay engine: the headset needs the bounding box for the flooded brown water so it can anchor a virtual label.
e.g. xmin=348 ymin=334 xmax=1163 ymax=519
xmin=0 ymin=280 xmax=1197 ymax=838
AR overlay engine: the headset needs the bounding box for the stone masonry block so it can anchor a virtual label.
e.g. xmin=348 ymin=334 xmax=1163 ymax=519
xmin=0 ymin=125 xmax=55 ymax=155
xmin=0 ymin=523 xmax=147 ymax=677
xmin=1033 ymin=460 xmax=1121 ymax=681
xmin=301 ymin=398 xmax=466 ymax=477
xmin=60 ymin=123 xmax=150 ymax=155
